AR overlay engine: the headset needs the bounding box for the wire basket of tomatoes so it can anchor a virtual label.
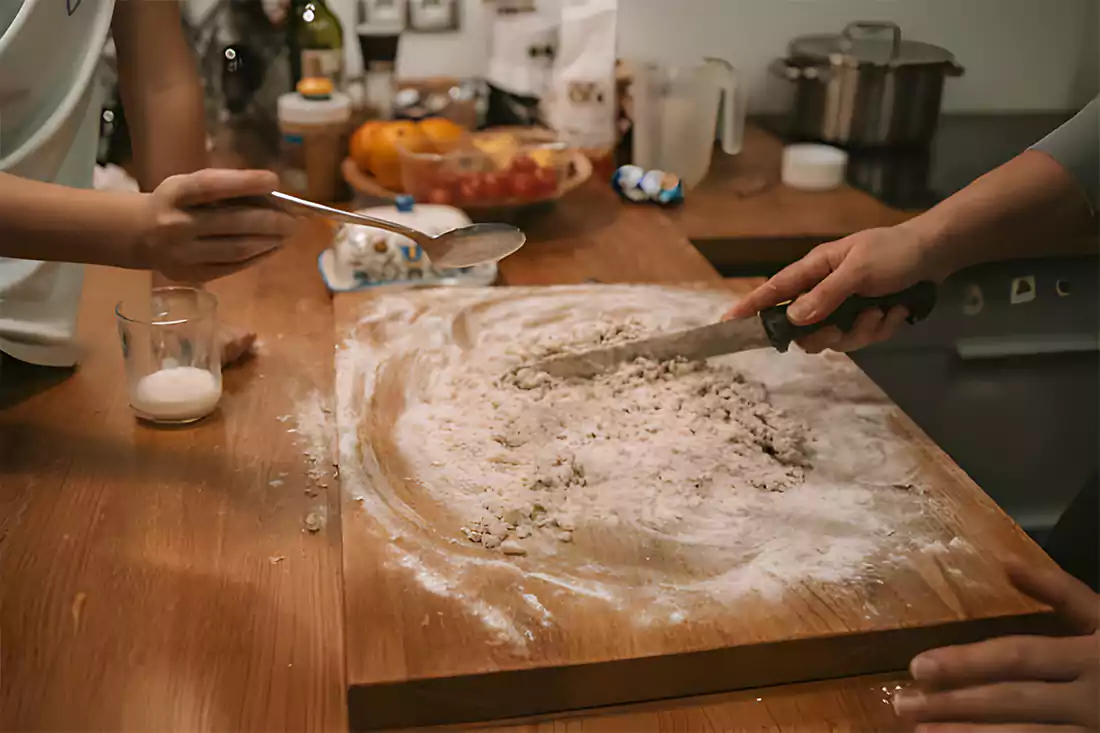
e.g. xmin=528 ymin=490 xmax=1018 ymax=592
xmin=343 ymin=123 xmax=591 ymax=218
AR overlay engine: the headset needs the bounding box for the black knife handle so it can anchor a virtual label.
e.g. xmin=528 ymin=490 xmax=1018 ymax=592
xmin=759 ymin=281 xmax=937 ymax=352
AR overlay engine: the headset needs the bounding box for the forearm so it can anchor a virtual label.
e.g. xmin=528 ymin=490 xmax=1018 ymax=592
xmin=113 ymin=0 xmax=207 ymax=286
xmin=903 ymin=99 xmax=1098 ymax=280
xmin=124 ymin=77 xmax=207 ymax=192
xmin=0 ymin=172 xmax=147 ymax=268
xmin=113 ymin=0 xmax=207 ymax=190
xmin=902 ymin=149 xmax=1095 ymax=280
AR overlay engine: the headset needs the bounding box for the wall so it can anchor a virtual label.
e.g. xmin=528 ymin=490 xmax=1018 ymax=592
xmin=331 ymin=0 xmax=491 ymax=79
xmin=188 ymin=0 xmax=1098 ymax=112
xmin=614 ymin=0 xmax=1098 ymax=113
xmin=184 ymin=0 xmax=491 ymax=81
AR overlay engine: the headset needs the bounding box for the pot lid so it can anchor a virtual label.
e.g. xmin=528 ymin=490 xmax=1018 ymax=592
xmin=789 ymin=21 xmax=956 ymax=66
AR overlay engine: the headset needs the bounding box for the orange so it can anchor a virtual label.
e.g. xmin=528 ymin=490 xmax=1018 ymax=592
xmin=369 ymin=121 xmax=430 ymax=192
xmin=417 ymin=117 xmax=466 ymax=154
xmin=349 ymin=120 xmax=385 ymax=173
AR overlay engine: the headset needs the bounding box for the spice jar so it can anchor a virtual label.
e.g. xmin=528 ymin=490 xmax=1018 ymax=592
xmin=277 ymin=77 xmax=351 ymax=202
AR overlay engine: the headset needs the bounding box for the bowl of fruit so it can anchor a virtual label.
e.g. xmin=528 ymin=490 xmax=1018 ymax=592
xmin=342 ymin=122 xmax=591 ymax=218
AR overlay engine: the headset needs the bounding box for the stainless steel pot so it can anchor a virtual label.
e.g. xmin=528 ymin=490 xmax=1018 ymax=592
xmin=771 ymin=21 xmax=964 ymax=148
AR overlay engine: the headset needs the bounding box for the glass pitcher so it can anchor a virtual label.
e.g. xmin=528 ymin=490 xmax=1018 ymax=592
xmin=630 ymin=58 xmax=743 ymax=189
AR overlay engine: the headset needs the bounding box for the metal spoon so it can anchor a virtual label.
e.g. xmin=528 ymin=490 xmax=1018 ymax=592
xmin=268 ymin=191 xmax=526 ymax=268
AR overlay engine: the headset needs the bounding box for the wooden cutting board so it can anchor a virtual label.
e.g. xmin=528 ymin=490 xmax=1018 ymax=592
xmin=334 ymin=285 xmax=1056 ymax=731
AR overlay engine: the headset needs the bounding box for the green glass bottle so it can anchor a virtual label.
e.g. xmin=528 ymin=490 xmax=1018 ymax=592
xmin=287 ymin=0 xmax=346 ymax=88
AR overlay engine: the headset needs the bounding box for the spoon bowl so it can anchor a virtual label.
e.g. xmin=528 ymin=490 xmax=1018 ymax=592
xmin=268 ymin=191 xmax=526 ymax=268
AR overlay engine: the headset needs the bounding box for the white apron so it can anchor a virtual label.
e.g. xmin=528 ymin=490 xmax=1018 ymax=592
xmin=0 ymin=0 xmax=116 ymax=366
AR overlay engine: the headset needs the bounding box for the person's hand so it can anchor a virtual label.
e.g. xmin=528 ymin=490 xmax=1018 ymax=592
xmin=893 ymin=558 xmax=1099 ymax=732
xmin=218 ymin=323 xmax=257 ymax=367
xmin=724 ymin=225 xmax=936 ymax=353
xmin=138 ymin=169 xmax=294 ymax=283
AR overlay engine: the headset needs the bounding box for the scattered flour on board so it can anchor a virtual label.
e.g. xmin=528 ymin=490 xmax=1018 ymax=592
xmin=294 ymin=390 xmax=333 ymax=479
xmin=276 ymin=390 xmax=335 ymax=523
xmin=336 ymin=287 xmax=968 ymax=648
xmin=409 ymin=344 xmax=810 ymax=553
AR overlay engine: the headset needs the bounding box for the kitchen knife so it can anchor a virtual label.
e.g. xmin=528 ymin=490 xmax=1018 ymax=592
xmin=532 ymin=281 xmax=937 ymax=379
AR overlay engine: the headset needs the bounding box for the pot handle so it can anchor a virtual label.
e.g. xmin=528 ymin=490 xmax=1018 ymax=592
xmin=769 ymin=57 xmax=800 ymax=81
xmin=769 ymin=58 xmax=828 ymax=82
xmin=842 ymin=20 xmax=902 ymax=62
xmin=947 ymin=61 xmax=966 ymax=77
xmin=705 ymin=57 xmax=744 ymax=156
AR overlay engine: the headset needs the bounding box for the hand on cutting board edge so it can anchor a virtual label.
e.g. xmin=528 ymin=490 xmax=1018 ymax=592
xmin=893 ymin=557 xmax=1099 ymax=732
xmin=724 ymin=225 xmax=940 ymax=353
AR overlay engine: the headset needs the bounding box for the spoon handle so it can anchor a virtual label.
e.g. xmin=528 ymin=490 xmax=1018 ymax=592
xmin=267 ymin=191 xmax=430 ymax=245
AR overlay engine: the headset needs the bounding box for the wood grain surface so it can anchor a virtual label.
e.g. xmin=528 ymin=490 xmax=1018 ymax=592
xmin=0 ymin=136 xmax=1066 ymax=733
xmin=499 ymin=181 xmax=719 ymax=285
xmin=394 ymin=672 xmax=915 ymax=733
xmin=336 ymin=280 xmax=1057 ymax=730
xmin=0 ymin=221 xmax=347 ymax=731
xmin=666 ymin=126 xmax=915 ymax=243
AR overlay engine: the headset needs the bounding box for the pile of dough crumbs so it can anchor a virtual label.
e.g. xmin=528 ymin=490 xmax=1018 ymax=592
xmin=395 ymin=319 xmax=812 ymax=556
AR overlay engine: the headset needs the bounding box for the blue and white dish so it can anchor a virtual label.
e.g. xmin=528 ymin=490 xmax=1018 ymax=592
xmin=317 ymin=199 xmax=498 ymax=292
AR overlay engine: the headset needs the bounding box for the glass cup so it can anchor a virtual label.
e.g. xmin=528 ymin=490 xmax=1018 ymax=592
xmin=630 ymin=58 xmax=743 ymax=189
xmin=115 ymin=286 xmax=223 ymax=424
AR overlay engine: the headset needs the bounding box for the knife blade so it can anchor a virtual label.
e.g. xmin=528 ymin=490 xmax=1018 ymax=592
xmin=533 ymin=281 xmax=938 ymax=380
xmin=535 ymin=318 xmax=772 ymax=379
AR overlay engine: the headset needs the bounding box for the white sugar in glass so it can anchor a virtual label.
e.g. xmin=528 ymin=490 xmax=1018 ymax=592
xmin=116 ymin=287 xmax=222 ymax=424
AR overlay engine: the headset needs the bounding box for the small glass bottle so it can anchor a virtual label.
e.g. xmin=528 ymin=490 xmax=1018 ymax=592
xmin=287 ymin=0 xmax=346 ymax=89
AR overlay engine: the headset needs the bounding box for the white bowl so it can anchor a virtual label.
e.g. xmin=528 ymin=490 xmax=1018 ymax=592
xmin=781 ymin=144 xmax=848 ymax=192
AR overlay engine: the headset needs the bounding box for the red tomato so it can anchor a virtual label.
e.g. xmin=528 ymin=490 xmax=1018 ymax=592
xmin=429 ymin=166 xmax=456 ymax=185
xmin=415 ymin=168 xmax=454 ymax=197
xmin=510 ymin=173 xmax=537 ymax=201
xmin=533 ymin=167 xmax=557 ymax=197
xmin=428 ymin=188 xmax=452 ymax=205
xmin=509 ymin=155 xmax=538 ymax=175
xmin=481 ymin=172 xmax=506 ymax=201
xmin=456 ymin=174 xmax=485 ymax=203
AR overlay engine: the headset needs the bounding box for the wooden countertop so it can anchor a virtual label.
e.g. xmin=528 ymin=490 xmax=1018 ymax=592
xmin=501 ymin=181 xmax=718 ymax=284
xmin=671 ymin=125 xmax=916 ymax=242
xmin=0 ymin=221 xmax=348 ymax=731
xmin=667 ymin=125 xmax=916 ymax=271
xmin=422 ymin=672 xmax=912 ymax=733
xmin=0 ymin=187 xmax=722 ymax=731
xmin=0 ymin=177 xmax=1033 ymax=732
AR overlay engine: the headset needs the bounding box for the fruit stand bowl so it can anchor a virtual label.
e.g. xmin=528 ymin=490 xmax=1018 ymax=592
xmin=343 ymin=125 xmax=592 ymax=220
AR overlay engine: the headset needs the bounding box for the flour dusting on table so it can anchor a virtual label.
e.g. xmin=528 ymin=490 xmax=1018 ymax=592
xmin=337 ymin=287 xmax=951 ymax=646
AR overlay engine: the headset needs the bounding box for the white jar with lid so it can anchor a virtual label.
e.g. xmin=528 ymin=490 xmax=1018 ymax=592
xmin=277 ymin=78 xmax=351 ymax=201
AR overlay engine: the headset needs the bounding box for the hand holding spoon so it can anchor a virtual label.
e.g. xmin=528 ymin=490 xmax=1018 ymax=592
xmin=267 ymin=191 xmax=526 ymax=268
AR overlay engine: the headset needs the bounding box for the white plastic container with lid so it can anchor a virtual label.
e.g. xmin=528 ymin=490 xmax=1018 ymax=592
xmin=781 ymin=143 xmax=848 ymax=192
xmin=277 ymin=79 xmax=352 ymax=201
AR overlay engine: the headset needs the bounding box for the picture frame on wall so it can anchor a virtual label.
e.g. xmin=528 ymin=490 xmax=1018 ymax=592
xmin=359 ymin=0 xmax=408 ymax=29
xmin=407 ymin=0 xmax=460 ymax=33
